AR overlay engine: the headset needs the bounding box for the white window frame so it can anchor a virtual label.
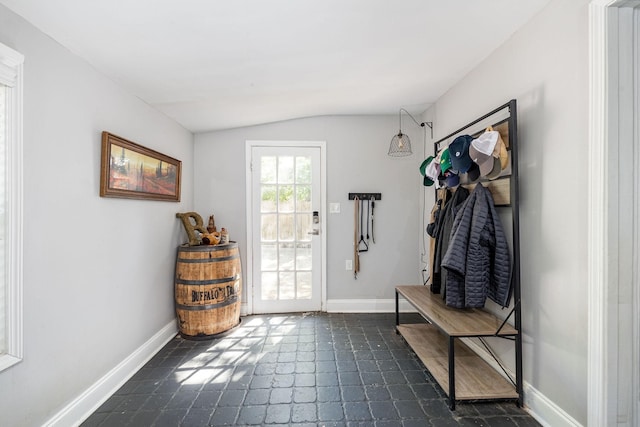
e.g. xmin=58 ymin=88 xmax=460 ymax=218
xmin=0 ymin=41 xmax=24 ymax=372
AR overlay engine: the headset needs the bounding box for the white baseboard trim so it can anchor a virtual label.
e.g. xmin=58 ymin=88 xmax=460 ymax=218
xmin=44 ymin=320 xmax=179 ymax=427
xmin=524 ymin=381 xmax=583 ymax=427
xmin=325 ymin=298 xmax=416 ymax=313
xmin=463 ymin=339 xmax=582 ymax=427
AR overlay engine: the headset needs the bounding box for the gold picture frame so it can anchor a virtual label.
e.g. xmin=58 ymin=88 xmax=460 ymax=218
xmin=100 ymin=131 xmax=181 ymax=201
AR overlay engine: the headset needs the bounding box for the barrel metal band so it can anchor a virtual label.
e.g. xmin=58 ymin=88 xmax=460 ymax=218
xmin=176 ymin=295 xmax=238 ymax=311
xmin=176 ymin=274 xmax=240 ymax=286
xmin=178 ymin=254 xmax=239 ymax=263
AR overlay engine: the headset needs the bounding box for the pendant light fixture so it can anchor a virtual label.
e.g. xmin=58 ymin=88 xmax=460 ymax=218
xmin=388 ymin=108 xmax=433 ymax=157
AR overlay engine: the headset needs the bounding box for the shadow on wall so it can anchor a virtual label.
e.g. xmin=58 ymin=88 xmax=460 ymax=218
xmin=516 ymin=84 xmax=549 ymax=389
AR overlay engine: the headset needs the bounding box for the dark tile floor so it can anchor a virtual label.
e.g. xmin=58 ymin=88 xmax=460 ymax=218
xmin=81 ymin=313 xmax=539 ymax=426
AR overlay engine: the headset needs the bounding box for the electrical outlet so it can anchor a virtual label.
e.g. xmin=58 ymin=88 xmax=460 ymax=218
xmin=345 ymin=259 xmax=352 ymax=270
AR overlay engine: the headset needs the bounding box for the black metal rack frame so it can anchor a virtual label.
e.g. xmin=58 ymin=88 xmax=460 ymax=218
xmin=431 ymin=99 xmax=522 ymax=407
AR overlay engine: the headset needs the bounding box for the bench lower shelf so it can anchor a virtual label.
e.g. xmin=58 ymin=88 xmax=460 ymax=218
xmin=397 ymin=323 xmax=518 ymax=401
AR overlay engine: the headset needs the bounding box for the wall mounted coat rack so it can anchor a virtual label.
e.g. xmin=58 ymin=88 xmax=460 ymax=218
xmin=348 ymin=193 xmax=381 ymax=200
xmin=396 ymin=99 xmax=522 ymax=410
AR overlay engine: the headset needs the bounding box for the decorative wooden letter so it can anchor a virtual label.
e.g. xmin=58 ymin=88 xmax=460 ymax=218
xmin=176 ymin=212 xmax=208 ymax=246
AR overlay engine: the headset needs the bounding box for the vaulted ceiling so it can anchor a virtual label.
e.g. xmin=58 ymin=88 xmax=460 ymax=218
xmin=0 ymin=0 xmax=552 ymax=133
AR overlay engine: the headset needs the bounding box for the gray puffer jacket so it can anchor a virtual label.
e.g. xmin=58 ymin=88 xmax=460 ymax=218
xmin=440 ymin=184 xmax=511 ymax=308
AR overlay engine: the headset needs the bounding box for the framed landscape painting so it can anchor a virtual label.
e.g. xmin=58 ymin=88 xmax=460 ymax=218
xmin=100 ymin=131 xmax=182 ymax=201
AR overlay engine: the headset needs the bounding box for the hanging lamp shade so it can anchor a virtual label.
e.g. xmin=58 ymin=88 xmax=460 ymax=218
xmin=388 ymin=108 xmax=433 ymax=157
xmin=388 ymin=132 xmax=412 ymax=156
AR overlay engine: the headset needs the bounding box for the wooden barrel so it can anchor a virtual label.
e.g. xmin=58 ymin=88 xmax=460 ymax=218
xmin=175 ymin=243 xmax=242 ymax=339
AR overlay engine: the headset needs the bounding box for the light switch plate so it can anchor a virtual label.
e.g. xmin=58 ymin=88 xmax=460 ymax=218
xmin=330 ymin=202 xmax=340 ymax=213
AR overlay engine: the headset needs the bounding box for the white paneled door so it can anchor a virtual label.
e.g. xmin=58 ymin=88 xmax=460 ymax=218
xmin=248 ymin=143 xmax=324 ymax=314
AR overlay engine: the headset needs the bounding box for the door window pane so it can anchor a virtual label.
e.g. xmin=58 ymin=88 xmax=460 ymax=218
xmin=296 ymin=243 xmax=312 ymax=271
xmin=261 ymin=272 xmax=278 ymax=300
xmin=261 ymin=185 xmax=277 ymax=212
xmin=278 ymin=185 xmax=294 ymax=212
xmin=261 ymin=243 xmax=277 ymax=271
xmin=279 ymin=272 xmax=295 ymax=299
xmin=295 ymin=156 xmax=311 ymax=183
xmin=296 ymin=185 xmax=311 ymax=212
xmin=296 ymin=272 xmax=312 ymax=299
xmin=278 ymin=214 xmax=294 ymax=241
xmin=261 ymin=214 xmax=277 ymax=241
xmin=260 ymin=156 xmax=277 ymax=183
xmin=278 ymin=156 xmax=294 ymax=184
xmin=278 ymin=243 xmax=295 ymax=271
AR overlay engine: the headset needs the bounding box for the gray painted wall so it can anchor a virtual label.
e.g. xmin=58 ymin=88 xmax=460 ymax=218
xmin=0 ymin=5 xmax=194 ymax=427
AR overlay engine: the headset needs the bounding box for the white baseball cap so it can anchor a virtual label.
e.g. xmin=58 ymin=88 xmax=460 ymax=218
xmin=471 ymin=130 xmax=499 ymax=156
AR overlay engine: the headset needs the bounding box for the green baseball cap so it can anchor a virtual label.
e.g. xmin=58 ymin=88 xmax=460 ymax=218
xmin=419 ymin=155 xmax=434 ymax=176
xmin=420 ymin=155 xmax=436 ymax=186
xmin=439 ymin=148 xmax=452 ymax=173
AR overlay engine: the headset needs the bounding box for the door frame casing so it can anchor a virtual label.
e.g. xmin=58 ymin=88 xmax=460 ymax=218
xmin=244 ymin=140 xmax=327 ymax=315
xmin=588 ymin=1 xmax=639 ymax=425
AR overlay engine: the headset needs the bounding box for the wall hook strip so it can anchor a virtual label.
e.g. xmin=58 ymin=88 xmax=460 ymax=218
xmin=348 ymin=192 xmax=381 ymax=200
